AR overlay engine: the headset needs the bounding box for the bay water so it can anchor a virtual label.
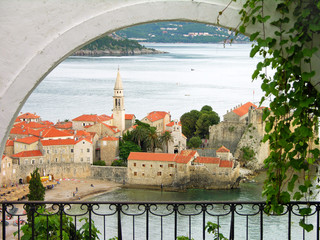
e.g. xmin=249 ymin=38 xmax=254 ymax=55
xmin=21 ymin=43 xmax=267 ymax=122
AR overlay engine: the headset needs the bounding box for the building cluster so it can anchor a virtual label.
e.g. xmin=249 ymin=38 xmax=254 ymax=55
xmin=127 ymin=146 xmax=239 ymax=189
xmin=1 ymin=70 xmax=187 ymax=186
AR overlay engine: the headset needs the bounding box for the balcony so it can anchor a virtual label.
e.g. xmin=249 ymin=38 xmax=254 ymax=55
xmin=1 ymin=201 xmax=319 ymax=239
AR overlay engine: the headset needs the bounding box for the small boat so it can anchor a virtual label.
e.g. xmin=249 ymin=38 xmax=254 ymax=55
xmin=191 ymin=68 xmax=195 ymax=71
xmin=185 ymin=94 xmax=190 ymax=96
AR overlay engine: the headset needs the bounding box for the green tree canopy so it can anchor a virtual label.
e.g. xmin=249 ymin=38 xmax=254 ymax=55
xmin=119 ymin=141 xmax=141 ymax=162
xmin=160 ymin=131 xmax=173 ymax=153
xmin=180 ymin=106 xmax=220 ymax=139
xmin=187 ymin=136 xmax=202 ymax=149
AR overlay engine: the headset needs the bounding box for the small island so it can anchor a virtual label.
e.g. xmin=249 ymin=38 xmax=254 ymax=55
xmin=73 ymin=34 xmax=165 ymax=57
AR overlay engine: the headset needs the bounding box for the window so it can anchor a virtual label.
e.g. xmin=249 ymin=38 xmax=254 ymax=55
xmin=87 ymin=157 xmax=90 ymax=162
xmin=24 ymin=160 xmax=28 ymax=165
xmin=151 ymin=165 xmax=153 ymax=167
xmin=55 ymin=149 xmax=57 ymax=153
xmin=71 ymin=149 xmax=74 ymax=153
xmin=87 ymin=148 xmax=90 ymax=152
xmin=24 ymin=145 xmax=27 ymax=150
xmin=39 ymin=159 xmax=43 ymax=164
xmin=168 ymin=164 xmax=174 ymax=168
xmin=157 ymin=172 xmax=162 ymax=176
xmin=82 ymin=123 xmax=86 ymax=126
xmin=55 ymin=158 xmax=58 ymax=162
xmin=142 ymin=164 xmax=145 ymax=167
xmin=13 ymin=169 xmax=16 ymax=174
xmin=81 ymin=158 xmax=83 ymax=162
xmin=134 ymin=172 xmax=137 ymax=176
xmin=31 ymin=159 xmax=35 ymax=165
xmin=160 ymin=165 xmax=163 ymax=168
xmin=133 ymin=163 xmax=136 ymax=167
xmin=169 ymin=174 xmax=173 ymax=177
xmin=7 ymin=163 xmax=10 ymax=167
xmin=142 ymin=173 xmax=145 ymax=176
xmin=47 ymin=150 xmax=49 ymax=154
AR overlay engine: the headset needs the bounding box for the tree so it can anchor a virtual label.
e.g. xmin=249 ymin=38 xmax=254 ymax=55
xmin=187 ymin=136 xmax=202 ymax=149
xmin=119 ymin=141 xmax=141 ymax=162
xmin=160 ymin=131 xmax=173 ymax=153
xmin=131 ymin=125 xmax=148 ymax=148
xmin=145 ymin=127 xmax=162 ymax=152
xmin=27 ymin=168 xmax=45 ymax=201
xmin=195 ymin=112 xmax=220 ymax=139
xmin=26 ymin=168 xmax=45 ymax=223
xmin=201 ymin=105 xmax=213 ymax=112
xmin=180 ymin=110 xmax=201 ymax=138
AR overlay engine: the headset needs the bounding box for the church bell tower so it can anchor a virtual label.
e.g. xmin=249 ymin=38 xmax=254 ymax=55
xmin=112 ymin=69 xmax=125 ymax=134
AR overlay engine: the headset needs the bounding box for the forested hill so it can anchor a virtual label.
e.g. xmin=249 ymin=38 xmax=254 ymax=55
xmin=73 ymin=35 xmax=164 ymax=56
xmin=116 ymin=22 xmax=249 ymax=43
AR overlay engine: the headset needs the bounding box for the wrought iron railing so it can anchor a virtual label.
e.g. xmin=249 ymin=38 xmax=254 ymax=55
xmin=1 ymin=201 xmax=320 ymax=240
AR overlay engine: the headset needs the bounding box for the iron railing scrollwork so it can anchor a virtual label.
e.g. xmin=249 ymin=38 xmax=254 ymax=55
xmin=1 ymin=201 xmax=320 ymax=240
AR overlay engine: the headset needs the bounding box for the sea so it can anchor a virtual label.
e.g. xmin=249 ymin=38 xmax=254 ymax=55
xmin=21 ymin=43 xmax=267 ymax=123
xmin=21 ymin=43 xmax=317 ymax=239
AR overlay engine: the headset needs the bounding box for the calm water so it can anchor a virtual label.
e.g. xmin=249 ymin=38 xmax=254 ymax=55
xmin=85 ymin=172 xmax=318 ymax=240
xmin=21 ymin=43 xmax=267 ymax=122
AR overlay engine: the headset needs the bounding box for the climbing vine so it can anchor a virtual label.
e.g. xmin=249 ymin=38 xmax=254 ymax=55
xmin=228 ymin=0 xmax=320 ymax=231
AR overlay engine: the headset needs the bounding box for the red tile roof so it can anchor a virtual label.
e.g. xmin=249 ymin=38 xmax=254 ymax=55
xmin=6 ymin=140 xmax=14 ymax=146
xmin=125 ymin=114 xmax=135 ymax=120
xmin=2 ymin=155 xmax=5 ymax=160
xmin=166 ymin=121 xmax=182 ymax=127
xmin=18 ymin=112 xmax=40 ymax=119
xmin=10 ymin=127 xmax=30 ymax=135
xmin=11 ymin=150 xmax=43 ymax=158
xmin=101 ymin=123 xmax=120 ymax=133
xmin=15 ymin=122 xmax=46 ymax=129
xmin=15 ymin=136 xmax=39 ymax=144
xmin=41 ymin=120 xmax=54 ymax=126
xmin=55 ymin=122 xmax=73 ymax=129
xmin=195 ymin=157 xmax=220 ymax=164
xmin=128 ymin=152 xmax=177 ymax=162
xmin=41 ymin=139 xmax=76 ymax=146
xmin=101 ymin=136 xmax=118 ymax=141
xmin=145 ymin=111 xmax=169 ymax=122
xmin=176 ymin=150 xmax=197 ymax=164
xmin=219 ymin=160 xmax=233 ymax=168
xmin=233 ymin=102 xmax=257 ymax=117
xmin=72 ymin=114 xmax=111 ymax=123
xmin=216 ymin=146 xmax=230 ymax=153
xmin=41 ymin=127 xmax=73 ymax=139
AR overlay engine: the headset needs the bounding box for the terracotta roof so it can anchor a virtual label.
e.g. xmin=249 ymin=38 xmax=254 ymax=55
xmin=76 ymin=138 xmax=92 ymax=144
xmin=219 ymin=160 xmax=233 ymax=168
xmin=75 ymin=130 xmax=91 ymax=137
xmin=6 ymin=140 xmax=14 ymax=146
xmin=128 ymin=152 xmax=177 ymax=162
xmin=125 ymin=114 xmax=135 ymax=120
xmin=216 ymin=146 xmax=230 ymax=153
xmin=15 ymin=136 xmax=39 ymax=144
xmin=72 ymin=114 xmax=111 ymax=123
xmin=41 ymin=139 xmax=76 ymax=146
xmin=176 ymin=150 xmax=197 ymax=164
xmin=41 ymin=120 xmax=54 ymax=126
xmin=145 ymin=111 xmax=169 ymax=122
xmin=18 ymin=112 xmax=40 ymax=119
xmin=101 ymin=136 xmax=118 ymax=141
xmin=101 ymin=123 xmax=120 ymax=133
xmin=41 ymin=127 xmax=73 ymax=139
xmin=166 ymin=121 xmax=182 ymax=127
xmin=2 ymin=155 xmax=5 ymax=160
xmin=10 ymin=127 xmax=30 ymax=135
xmin=11 ymin=150 xmax=43 ymax=158
xmin=55 ymin=122 xmax=73 ymax=129
xmin=232 ymin=102 xmax=257 ymax=117
xmin=195 ymin=157 xmax=220 ymax=164
xmin=15 ymin=122 xmax=46 ymax=129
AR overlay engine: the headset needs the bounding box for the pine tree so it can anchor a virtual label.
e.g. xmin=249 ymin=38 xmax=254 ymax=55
xmin=26 ymin=168 xmax=45 ymax=223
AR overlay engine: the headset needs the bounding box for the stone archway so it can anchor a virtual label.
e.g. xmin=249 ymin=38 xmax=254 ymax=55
xmin=1 ymin=0 xmax=319 ymax=157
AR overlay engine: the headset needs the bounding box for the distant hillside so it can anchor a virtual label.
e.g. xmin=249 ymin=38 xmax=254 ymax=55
xmin=73 ymin=35 xmax=165 ymax=56
xmin=116 ymin=22 xmax=249 ymax=43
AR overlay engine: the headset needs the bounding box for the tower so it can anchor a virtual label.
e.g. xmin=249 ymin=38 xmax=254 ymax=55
xmin=112 ymin=69 xmax=125 ymax=134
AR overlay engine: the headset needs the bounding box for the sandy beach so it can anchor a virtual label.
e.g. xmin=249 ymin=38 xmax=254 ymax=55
xmin=1 ymin=178 xmax=121 ymax=239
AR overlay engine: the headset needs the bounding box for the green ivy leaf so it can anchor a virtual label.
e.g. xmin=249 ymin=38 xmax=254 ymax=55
xmin=250 ymin=32 xmax=260 ymax=41
xmin=299 ymin=219 xmax=314 ymax=232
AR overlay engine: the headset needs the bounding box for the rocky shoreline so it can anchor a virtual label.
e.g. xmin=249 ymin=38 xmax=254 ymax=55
xmin=73 ymin=48 xmax=167 ymax=57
